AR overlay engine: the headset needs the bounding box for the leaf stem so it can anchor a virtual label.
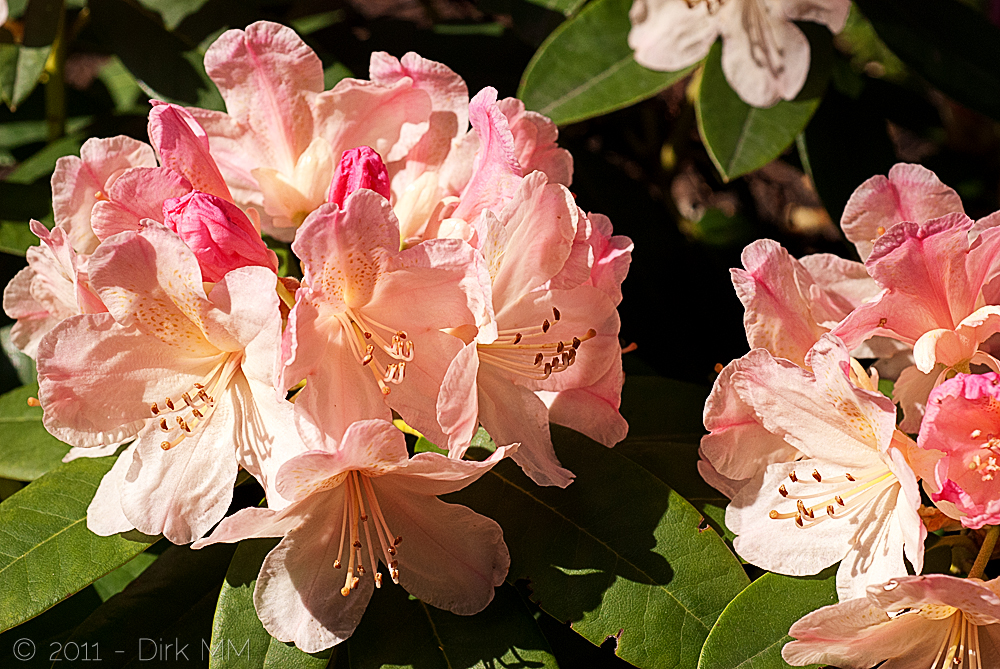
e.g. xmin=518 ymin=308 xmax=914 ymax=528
xmin=969 ymin=525 xmax=999 ymax=580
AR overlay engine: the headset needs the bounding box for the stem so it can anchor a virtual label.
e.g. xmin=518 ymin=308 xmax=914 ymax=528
xmin=969 ymin=525 xmax=1000 ymax=580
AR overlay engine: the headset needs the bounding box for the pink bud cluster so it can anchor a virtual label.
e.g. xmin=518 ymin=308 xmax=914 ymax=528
xmin=2 ymin=21 xmax=631 ymax=652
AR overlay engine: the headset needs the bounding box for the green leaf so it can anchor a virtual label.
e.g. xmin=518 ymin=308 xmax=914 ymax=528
xmin=92 ymin=550 xmax=159 ymax=602
xmin=854 ymin=0 xmax=1000 ymax=122
xmin=60 ymin=543 xmax=236 ymax=665
xmin=209 ymin=538 xmax=332 ymax=669
xmin=5 ymin=132 xmax=83 ymax=184
xmin=0 ymin=179 xmax=53 ymax=225
xmin=0 ymin=0 xmax=64 ymax=109
xmin=518 ymin=0 xmax=693 ymax=126
xmin=696 ymin=28 xmax=830 ymax=182
xmin=0 ymin=455 xmax=157 ymax=633
xmin=697 ymin=569 xmax=837 ymax=669
xmin=0 ymin=383 xmax=72 ymax=481
xmin=521 ymin=0 xmax=588 ymax=17
xmin=448 ymin=423 xmax=749 ymax=669
xmin=347 ymin=582 xmax=558 ymax=669
xmin=0 ymin=220 xmax=39 ymax=256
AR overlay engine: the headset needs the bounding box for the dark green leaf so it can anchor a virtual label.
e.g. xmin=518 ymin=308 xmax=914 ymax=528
xmin=0 ymin=586 xmax=103 ymax=666
xmin=5 ymin=132 xmax=83 ymax=184
xmin=92 ymin=550 xmax=159 ymax=602
xmin=518 ymin=0 xmax=693 ymax=126
xmin=347 ymin=581 xmax=558 ymax=669
xmin=0 ymin=220 xmax=39 ymax=256
xmin=60 ymin=543 xmax=236 ymax=666
xmin=209 ymin=538 xmax=331 ymax=669
xmin=0 ymin=179 xmax=53 ymax=223
xmin=0 ymin=455 xmax=157 ymax=633
xmin=855 ymin=0 xmax=1000 ymax=122
xmin=135 ymin=0 xmax=211 ymax=31
xmin=448 ymin=423 xmax=749 ymax=669
xmin=0 ymin=43 xmax=51 ymax=111
xmin=697 ymin=569 xmax=837 ymax=669
xmin=521 ymin=0 xmax=587 ymax=17
xmin=696 ymin=27 xmax=831 ymax=182
xmin=0 ymin=383 xmax=70 ymax=481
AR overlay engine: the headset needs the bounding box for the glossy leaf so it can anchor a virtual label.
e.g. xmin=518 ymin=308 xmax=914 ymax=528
xmin=0 ymin=325 xmax=37 ymax=387
xmin=59 ymin=543 xmax=236 ymax=665
xmin=518 ymin=0 xmax=693 ymax=126
xmin=0 ymin=383 xmax=71 ymax=481
xmin=0 ymin=220 xmax=39 ymax=256
xmin=448 ymin=421 xmax=750 ymax=669
xmin=521 ymin=0 xmax=588 ymax=17
xmin=92 ymin=550 xmax=159 ymax=602
xmin=209 ymin=538 xmax=332 ymax=669
xmin=0 ymin=455 xmax=158 ymax=633
xmin=696 ymin=28 xmax=830 ymax=182
xmin=855 ymin=0 xmax=1000 ymax=123
xmin=0 ymin=44 xmax=51 ymax=111
xmin=697 ymin=569 xmax=837 ymax=669
xmin=4 ymin=133 xmax=83 ymax=184
xmin=347 ymin=581 xmax=558 ymax=669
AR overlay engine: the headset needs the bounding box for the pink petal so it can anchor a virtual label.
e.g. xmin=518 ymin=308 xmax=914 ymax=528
xmin=87 ymin=445 xmax=137 ymax=536
xmin=497 ymin=97 xmax=572 ymax=187
xmin=148 ymin=102 xmax=232 ymax=201
xmin=540 ymin=357 xmax=628 ymax=449
xmin=868 ymin=574 xmax=1000 ymax=624
xmin=436 ymin=341 xmax=481 ymax=453
xmin=370 ymin=51 xmax=470 ymax=135
xmin=842 ymin=164 xmax=965 ymax=261
xmin=628 ymin=0 xmax=719 ymax=72
xmin=387 ymin=445 xmax=513 ymax=497
xmin=326 ymin=146 xmax=391 ymax=206
xmin=91 ymin=167 xmax=192 ymax=240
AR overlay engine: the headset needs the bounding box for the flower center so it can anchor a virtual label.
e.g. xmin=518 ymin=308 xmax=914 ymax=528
xmin=929 ymin=610 xmax=982 ymax=669
xmin=336 ymin=307 xmax=414 ymax=396
xmin=335 ymin=471 xmax=402 ymax=595
xmin=150 ymin=351 xmax=243 ymax=450
xmin=768 ymin=465 xmax=897 ymax=527
xmin=477 ymin=307 xmax=597 ymax=381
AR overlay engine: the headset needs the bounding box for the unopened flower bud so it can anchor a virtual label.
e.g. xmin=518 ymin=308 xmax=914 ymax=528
xmin=326 ymin=147 xmax=390 ymax=207
xmin=163 ymin=191 xmax=277 ymax=282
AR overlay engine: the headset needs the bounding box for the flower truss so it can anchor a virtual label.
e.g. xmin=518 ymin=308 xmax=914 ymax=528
xmin=704 ymin=161 xmax=1000 ymax=667
xmin=1 ymin=21 xmax=632 ymax=652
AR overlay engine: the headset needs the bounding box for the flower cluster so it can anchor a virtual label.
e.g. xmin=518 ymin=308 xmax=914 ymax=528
xmin=2 ymin=22 xmax=632 ymax=653
xmin=703 ymin=162 xmax=1000 ymax=666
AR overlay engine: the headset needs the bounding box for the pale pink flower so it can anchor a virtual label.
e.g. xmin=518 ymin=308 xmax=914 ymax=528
xmin=2 ymin=221 xmax=105 ymax=359
xmin=919 ymin=372 xmax=1000 ymax=529
xmin=193 ymin=419 xmax=512 ymax=652
xmin=438 ymin=172 xmax=627 ymax=487
xmin=36 ymin=224 xmax=300 ymax=543
xmin=628 ymin=0 xmax=850 ymax=108
xmin=842 ymin=163 xmax=965 ymax=262
xmin=281 ymin=188 xmax=487 ymax=453
xmin=725 ymin=335 xmax=926 ymax=600
xmin=51 ymin=135 xmax=158 ymax=254
xmin=784 ymin=574 xmax=1000 ymax=668
xmin=833 ymin=213 xmax=1000 ymax=432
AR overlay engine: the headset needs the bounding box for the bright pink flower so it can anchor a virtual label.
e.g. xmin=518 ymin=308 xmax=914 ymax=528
xmin=833 ymin=214 xmax=1000 ymax=431
xmin=282 ymin=189 xmax=487 ymax=452
xmin=919 ymin=372 xmax=1000 ymax=529
xmin=326 ymin=146 xmax=391 ymax=207
xmin=2 ymin=221 xmax=105 ymax=358
xmin=36 ymin=224 xmax=300 ymax=543
xmin=162 ymin=191 xmax=278 ymax=283
xmin=784 ymin=574 xmax=1000 ymax=668
xmin=51 ymin=136 xmax=158 ymax=254
xmin=842 ymin=163 xmax=965 ymax=261
xmin=193 ymin=419 xmax=512 ymax=652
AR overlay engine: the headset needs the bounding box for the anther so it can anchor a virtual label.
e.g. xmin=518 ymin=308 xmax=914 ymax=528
xmin=878 ymin=318 xmax=887 ymax=328
xmin=534 ymin=353 xmax=544 ymax=365
xmin=552 ymin=307 xmax=561 ymax=321
xmin=396 ymin=331 xmax=407 ymax=340
xmin=176 ymin=416 xmax=191 ymax=432
xmin=197 ymin=389 xmax=211 ymax=404
xmin=159 ymin=418 xmax=169 ymax=431
xmin=556 ymin=341 xmax=565 ymax=353
xmin=360 ymin=513 xmax=368 ymax=522
xmin=182 ymin=392 xmax=194 ymax=407
xmin=778 ymin=485 xmax=788 ymax=497
xmin=194 ymin=383 xmax=204 ymax=389
xmin=845 ymin=473 xmax=856 ymax=481
xmin=543 ymin=362 xmax=552 ymax=377
xmin=542 ymin=319 xmax=550 ymax=333
xmin=513 ymin=333 xmax=522 ymax=344
xmin=357 ymin=565 xmax=365 ymax=575
xmin=165 ymin=398 xmax=174 ymax=410
xmin=352 ymin=577 xmax=360 ymax=590
xmin=364 ymin=331 xmax=372 ymax=339
xmin=334 ymin=560 xmax=342 ymax=569
xmin=836 ymin=495 xmax=845 ymax=506
xmin=375 ymin=573 xmax=383 ymax=588
xmin=353 ymin=540 xmax=362 ymax=549
xmin=795 ymin=514 xmax=804 ymax=527
xmin=394 ymin=536 xmax=402 ymax=546
xmin=572 ymin=337 xmax=581 ymax=349
xmin=388 ymin=546 xmax=396 ymax=556
xmin=151 ymin=402 xmax=159 ymax=415
xmin=973 ymin=429 xmax=983 ymax=439
xmin=826 ymin=505 xmax=835 ymax=517
xmin=361 ymin=353 xmax=374 ymax=366
xmin=789 ymin=471 xmax=798 ymax=482
xmin=192 ymin=408 xmax=203 ymax=418
xmin=812 ymin=469 xmax=822 ymax=482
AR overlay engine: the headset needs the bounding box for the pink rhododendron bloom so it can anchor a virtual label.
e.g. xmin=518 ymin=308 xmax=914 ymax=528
xmin=2 ymin=221 xmax=105 ymax=359
xmin=834 ymin=213 xmax=1000 ymax=432
xmin=919 ymin=372 xmax=1000 ymax=529
xmin=627 ymin=0 xmax=850 ymax=108
xmin=842 ymin=163 xmax=966 ymax=262
xmin=162 ymin=191 xmax=278 ymax=283
xmin=193 ymin=419 xmax=512 ymax=652
xmin=188 ymin=22 xmax=459 ymax=237
xmin=282 ymin=188 xmax=486 ymax=453
xmin=36 ymin=224 xmax=300 ymax=543
xmin=725 ymin=335 xmax=926 ymax=600
xmin=326 ymin=146 xmax=391 ymax=207
xmin=50 ymin=136 xmax=159 ymax=255
xmin=439 ymin=172 xmax=627 ymax=487
xmin=784 ymin=574 xmax=1000 ymax=668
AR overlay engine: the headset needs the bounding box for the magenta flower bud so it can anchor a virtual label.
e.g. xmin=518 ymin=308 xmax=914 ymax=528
xmin=326 ymin=146 xmax=390 ymax=206
xmin=163 ymin=191 xmax=277 ymax=283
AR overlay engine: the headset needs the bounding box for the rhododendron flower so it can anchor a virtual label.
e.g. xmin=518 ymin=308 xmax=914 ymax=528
xmin=327 ymin=146 xmax=391 ymax=207
xmin=193 ymin=419 xmax=512 ymax=652
xmin=919 ymin=372 xmax=1000 ymax=529
xmin=3 ymin=221 xmax=105 ymax=359
xmin=784 ymin=574 xmax=1000 ymax=668
xmin=282 ymin=188 xmax=486 ymax=452
xmin=438 ymin=171 xmax=627 ymax=487
xmin=834 ymin=213 xmax=1000 ymax=432
xmin=725 ymin=335 xmax=926 ymax=600
xmin=627 ymin=0 xmax=850 ymax=107
xmin=36 ymin=224 xmax=300 ymax=543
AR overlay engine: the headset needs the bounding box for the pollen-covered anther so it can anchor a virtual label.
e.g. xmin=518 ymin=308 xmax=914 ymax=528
xmin=165 ymin=398 xmax=175 ymax=410
xmin=789 ymin=471 xmax=798 ymax=482
xmin=845 ymin=473 xmax=856 ymax=481
xmin=542 ymin=319 xmax=551 ymax=333
xmin=778 ymin=484 xmax=788 ymax=497
xmin=552 ymin=307 xmax=561 ymax=321
xmin=375 ymin=573 xmax=383 ymax=588
xmin=812 ymin=469 xmax=822 ymax=482
xmin=176 ymin=416 xmax=191 ymax=433
xmin=334 ymin=560 xmax=342 ymax=569
xmin=151 ymin=402 xmax=160 ymax=415
xmin=512 ymin=333 xmax=522 ymax=344
xmin=826 ymin=505 xmax=835 ymax=517
xmin=159 ymin=418 xmax=169 ymax=431
xmin=534 ymin=353 xmax=544 ymax=365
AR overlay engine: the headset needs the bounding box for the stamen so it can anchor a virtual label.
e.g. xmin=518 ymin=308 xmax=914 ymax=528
xmin=789 ymin=471 xmax=798 ymax=482
xmin=812 ymin=469 xmax=822 ymax=482
xmin=512 ymin=333 xmax=522 ymax=344
xmin=778 ymin=485 xmax=788 ymax=497
xmin=151 ymin=402 xmax=159 ymax=415
xmin=552 ymin=307 xmax=561 ymax=321
xmin=542 ymin=319 xmax=550 ymax=333
xmin=165 ymin=398 xmax=174 ymax=410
